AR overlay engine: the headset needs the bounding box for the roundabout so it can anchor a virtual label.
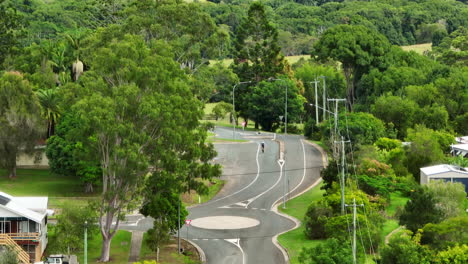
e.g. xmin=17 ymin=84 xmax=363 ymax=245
xmin=191 ymin=216 xmax=260 ymax=230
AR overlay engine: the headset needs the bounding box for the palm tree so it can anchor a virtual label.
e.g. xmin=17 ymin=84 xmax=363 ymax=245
xmin=36 ymin=88 xmax=61 ymax=138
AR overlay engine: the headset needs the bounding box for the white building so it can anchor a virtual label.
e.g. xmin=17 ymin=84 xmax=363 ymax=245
xmin=0 ymin=192 xmax=53 ymax=263
xmin=420 ymin=164 xmax=468 ymax=193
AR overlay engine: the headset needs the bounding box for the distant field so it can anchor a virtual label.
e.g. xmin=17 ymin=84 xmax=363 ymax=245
xmin=401 ymin=43 xmax=432 ymax=54
xmin=210 ymin=55 xmax=310 ymax=67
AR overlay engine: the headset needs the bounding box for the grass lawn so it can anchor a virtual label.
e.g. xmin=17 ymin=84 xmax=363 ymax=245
xmin=278 ymin=182 xmax=325 ymax=264
xmin=76 ymin=230 xmax=132 ymax=264
xmin=209 ymin=55 xmax=309 ymax=67
xmin=0 ymin=169 xmax=99 ymax=209
xmin=401 ymin=43 xmax=432 ymax=54
xmin=379 ymin=192 xmax=409 ymax=246
xmin=386 ymin=192 xmax=408 ymax=217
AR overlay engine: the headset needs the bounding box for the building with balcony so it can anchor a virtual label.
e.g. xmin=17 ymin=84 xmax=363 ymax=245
xmin=0 ymin=191 xmax=53 ymax=263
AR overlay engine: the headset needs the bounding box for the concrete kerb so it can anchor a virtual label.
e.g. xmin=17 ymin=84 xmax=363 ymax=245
xmin=184 ymin=238 xmax=206 ymax=263
xmin=270 ymin=138 xmax=328 ymax=264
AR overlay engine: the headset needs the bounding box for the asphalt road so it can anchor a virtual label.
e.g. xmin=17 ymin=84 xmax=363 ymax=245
xmin=120 ymin=126 xmax=324 ymax=264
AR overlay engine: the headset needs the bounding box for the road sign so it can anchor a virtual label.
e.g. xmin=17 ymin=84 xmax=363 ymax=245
xmin=185 ymin=219 xmax=192 ymax=225
xmin=277 ymin=159 xmax=285 ymax=167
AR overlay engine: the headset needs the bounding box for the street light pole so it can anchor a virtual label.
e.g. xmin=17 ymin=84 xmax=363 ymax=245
xmin=84 ymin=221 xmax=87 ymax=264
xmin=232 ymin=81 xmax=252 ymax=139
xmin=177 ymin=199 xmax=181 ymax=254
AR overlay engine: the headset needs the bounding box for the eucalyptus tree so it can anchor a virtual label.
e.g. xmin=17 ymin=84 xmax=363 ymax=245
xmin=313 ymin=24 xmax=391 ymax=110
xmin=68 ymin=30 xmax=220 ymax=261
xmin=0 ymin=72 xmax=44 ymax=178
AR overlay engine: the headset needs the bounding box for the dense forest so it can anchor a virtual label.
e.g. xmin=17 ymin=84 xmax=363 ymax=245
xmin=0 ymin=0 xmax=467 ymax=263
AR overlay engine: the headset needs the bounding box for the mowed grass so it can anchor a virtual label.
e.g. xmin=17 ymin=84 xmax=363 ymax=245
xmin=386 ymin=192 xmax=408 ymax=217
xmin=401 ymin=43 xmax=432 ymax=54
xmin=0 ymin=169 xmax=99 ymax=209
xmin=76 ymin=230 xmax=132 ymax=264
xmin=278 ymin=182 xmax=325 ymax=264
xmin=0 ymin=169 xmax=84 ymax=196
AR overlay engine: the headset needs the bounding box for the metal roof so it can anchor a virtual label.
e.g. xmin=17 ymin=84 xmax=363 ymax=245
xmin=420 ymin=164 xmax=468 ymax=176
xmin=0 ymin=191 xmax=47 ymax=223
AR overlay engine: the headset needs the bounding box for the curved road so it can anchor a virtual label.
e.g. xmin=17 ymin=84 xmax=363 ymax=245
xmin=120 ymin=126 xmax=324 ymax=264
xmin=186 ymin=127 xmax=324 ymax=264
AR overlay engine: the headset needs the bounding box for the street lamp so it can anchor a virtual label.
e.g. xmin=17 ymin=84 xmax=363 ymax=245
xmin=268 ymin=78 xmax=288 ymax=135
xmin=232 ymin=81 xmax=252 ymax=139
xmin=84 ymin=221 xmax=87 ymax=264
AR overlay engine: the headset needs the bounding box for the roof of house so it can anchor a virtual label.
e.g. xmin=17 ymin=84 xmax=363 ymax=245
xmin=420 ymin=164 xmax=468 ymax=176
xmin=451 ymin=144 xmax=468 ymax=151
xmin=0 ymin=191 xmax=48 ymax=223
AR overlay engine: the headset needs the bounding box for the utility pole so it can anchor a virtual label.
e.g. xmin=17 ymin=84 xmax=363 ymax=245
xmin=327 ymin=99 xmax=346 ymax=141
xmin=310 ymin=80 xmax=320 ymax=124
xmin=335 ymin=136 xmax=350 ymax=214
xmin=319 ymin=76 xmax=326 ymax=121
xmin=345 ymin=198 xmax=364 ymax=264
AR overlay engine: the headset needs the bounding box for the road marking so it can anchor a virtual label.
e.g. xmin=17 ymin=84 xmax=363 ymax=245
xmin=252 ymin=208 xmax=258 ymax=210
xmin=260 ymin=209 xmax=266 ymax=211
xmin=225 ymin=238 xmax=245 ymax=264
xmin=207 ymin=143 xmax=262 ymax=206
xmin=241 ymin=148 xmax=284 ymax=207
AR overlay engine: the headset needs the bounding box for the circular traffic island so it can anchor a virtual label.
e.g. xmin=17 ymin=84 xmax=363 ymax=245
xmin=191 ymin=216 xmax=260 ymax=230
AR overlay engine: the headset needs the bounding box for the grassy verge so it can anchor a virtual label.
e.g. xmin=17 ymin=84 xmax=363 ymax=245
xmin=140 ymin=235 xmax=200 ymax=264
xmin=76 ymin=230 xmax=132 ymax=264
xmin=278 ymin=182 xmax=325 ymax=264
xmin=182 ymin=178 xmax=225 ymax=206
xmin=379 ymin=192 xmax=409 ymax=244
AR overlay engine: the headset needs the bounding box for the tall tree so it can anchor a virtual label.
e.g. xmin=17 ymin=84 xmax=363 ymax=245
xmin=247 ymin=78 xmax=305 ymax=131
xmin=232 ymin=2 xmax=289 ymax=82
xmin=0 ymin=0 xmax=23 ymax=67
xmin=0 ymin=72 xmax=43 ymax=178
xmin=313 ymin=24 xmax=391 ymax=110
xmin=67 ymin=32 xmax=220 ymax=261
xmin=399 ymin=186 xmax=444 ymax=233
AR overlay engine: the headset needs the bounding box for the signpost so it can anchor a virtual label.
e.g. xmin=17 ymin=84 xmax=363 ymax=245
xmin=185 ymin=219 xmax=191 ymax=241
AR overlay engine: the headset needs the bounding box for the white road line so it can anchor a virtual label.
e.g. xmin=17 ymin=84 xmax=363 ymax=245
xmin=252 ymin=208 xmax=258 ymax=210
xmin=242 ymin=148 xmax=284 ymax=207
xmin=205 ymin=143 xmax=261 ymax=206
xmin=225 ymin=238 xmax=246 ymax=264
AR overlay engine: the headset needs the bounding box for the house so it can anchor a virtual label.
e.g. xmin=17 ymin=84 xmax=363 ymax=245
xmin=0 ymin=191 xmax=53 ymax=263
xmin=451 ymin=143 xmax=468 ymax=158
xmin=420 ymin=164 xmax=468 ymax=193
